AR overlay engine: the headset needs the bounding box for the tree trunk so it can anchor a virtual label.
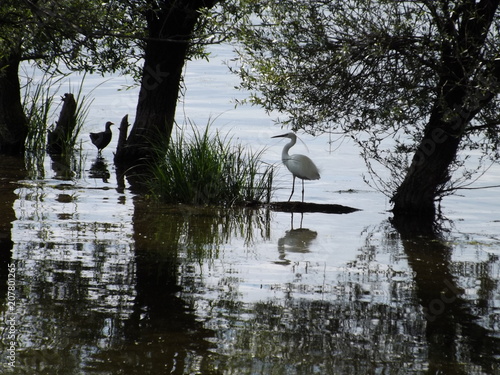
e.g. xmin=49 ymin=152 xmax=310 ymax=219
xmin=391 ymin=82 xmax=491 ymax=220
xmin=0 ymin=54 xmax=27 ymax=156
xmin=391 ymin=117 xmax=462 ymax=220
xmin=114 ymin=0 xmax=217 ymax=169
xmin=392 ymin=0 xmax=500 ymax=221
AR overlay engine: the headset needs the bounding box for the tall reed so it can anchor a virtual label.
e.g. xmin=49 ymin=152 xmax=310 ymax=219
xmin=64 ymin=72 xmax=94 ymax=155
xmin=22 ymin=68 xmax=93 ymax=178
xmin=22 ymin=69 xmax=63 ymax=176
xmin=149 ymin=122 xmax=273 ymax=206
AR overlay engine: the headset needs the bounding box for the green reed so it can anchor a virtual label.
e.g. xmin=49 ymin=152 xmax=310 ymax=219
xmin=22 ymin=68 xmax=93 ymax=178
xmin=22 ymin=69 xmax=62 ymax=175
xmin=149 ymin=122 xmax=273 ymax=206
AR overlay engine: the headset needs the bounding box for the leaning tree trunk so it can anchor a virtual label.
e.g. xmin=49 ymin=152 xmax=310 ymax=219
xmin=392 ymin=0 xmax=500 ymax=221
xmin=114 ymin=0 xmax=218 ymax=169
xmin=391 ymin=78 xmax=493 ymax=220
xmin=391 ymin=114 xmax=463 ymax=220
xmin=0 ymin=54 xmax=28 ymax=156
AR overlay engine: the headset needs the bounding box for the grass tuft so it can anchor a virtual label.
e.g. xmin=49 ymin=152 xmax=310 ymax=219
xmin=149 ymin=121 xmax=273 ymax=206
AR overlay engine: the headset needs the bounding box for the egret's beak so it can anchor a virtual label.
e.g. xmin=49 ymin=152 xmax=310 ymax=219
xmin=271 ymin=133 xmax=288 ymax=138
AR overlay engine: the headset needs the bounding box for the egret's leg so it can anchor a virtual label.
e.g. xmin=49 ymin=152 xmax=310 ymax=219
xmin=301 ymin=179 xmax=305 ymax=202
xmin=288 ymin=176 xmax=296 ymax=202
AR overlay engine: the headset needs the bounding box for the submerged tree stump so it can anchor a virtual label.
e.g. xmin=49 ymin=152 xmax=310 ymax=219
xmin=47 ymin=93 xmax=77 ymax=154
xmin=115 ymin=114 xmax=129 ymax=156
xmin=270 ymin=201 xmax=360 ymax=214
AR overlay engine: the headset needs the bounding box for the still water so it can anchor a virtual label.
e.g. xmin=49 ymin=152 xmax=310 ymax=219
xmin=1 ymin=45 xmax=500 ymax=374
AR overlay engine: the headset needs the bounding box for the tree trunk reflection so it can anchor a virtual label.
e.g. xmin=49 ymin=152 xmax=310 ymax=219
xmin=393 ymin=217 xmax=500 ymax=373
xmin=121 ymin=199 xmax=217 ymax=374
xmin=0 ymin=157 xmax=26 ymax=300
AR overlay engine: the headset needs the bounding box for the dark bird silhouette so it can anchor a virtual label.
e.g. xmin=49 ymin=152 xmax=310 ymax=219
xmin=89 ymin=121 xmax=114 ymax=153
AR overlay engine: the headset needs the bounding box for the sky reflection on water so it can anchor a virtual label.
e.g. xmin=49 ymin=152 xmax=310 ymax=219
xmin=0 ymin=45 xmax=499 ymax=374
xmin=2 ymin=174 xmax=499 ymax=373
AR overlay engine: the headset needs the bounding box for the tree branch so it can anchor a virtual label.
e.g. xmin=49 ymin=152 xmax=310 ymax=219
xmin=465 ymin=121 xmax=500 ymax=133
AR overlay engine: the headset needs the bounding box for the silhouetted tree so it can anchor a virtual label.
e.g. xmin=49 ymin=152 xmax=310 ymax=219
xmin=217 ymin=0 xmax=500 ymax=220
xmin=114 ymin=0 xmax=219 ymax=168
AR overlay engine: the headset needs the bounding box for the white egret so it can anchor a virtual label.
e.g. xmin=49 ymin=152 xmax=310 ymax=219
xmin=90 ymin=121 xmax=114 ymax=154
xmin=272 ymin=132 xmax=320 ymax=202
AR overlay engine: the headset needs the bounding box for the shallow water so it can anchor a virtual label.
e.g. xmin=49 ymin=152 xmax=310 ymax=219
xmin=1 ymin=45 xmax=500 ymax=374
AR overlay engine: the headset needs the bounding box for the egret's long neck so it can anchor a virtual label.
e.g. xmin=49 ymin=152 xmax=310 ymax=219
xmin=282 ymin=137 xmax=296 ymax=161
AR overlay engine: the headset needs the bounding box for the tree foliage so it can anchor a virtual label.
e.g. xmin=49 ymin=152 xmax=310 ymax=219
xmin=0 ymin=0 xmax=223 ymax=77
xmin=0 ymin=0 xmax=144 ymax=74
xmin=212 ymin=0 xmax=500 ymax=198
xmin=113 ymin=0 xmax=219 ymax=166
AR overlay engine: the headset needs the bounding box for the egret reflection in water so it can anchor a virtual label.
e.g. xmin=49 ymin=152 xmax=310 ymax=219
xmin=277 ymin=213 xmax=318 ymax=265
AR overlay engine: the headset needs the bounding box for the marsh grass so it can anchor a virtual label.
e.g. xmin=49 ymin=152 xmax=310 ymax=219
xmin=149 ymin=122 xmax=273 ymax=206
xmin=68 ymin=74 xmax=94 ymax=153
xmin=22 ymin=70 xmax=63 ymax=176
xmin=48 ymin=73 xmax=94 ymax=156
xmin=22 ymin=69 xmax=93 ymax=178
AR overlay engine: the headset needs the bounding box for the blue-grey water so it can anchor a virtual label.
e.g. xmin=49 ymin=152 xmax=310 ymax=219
xmin=0 ymin=44 xmax=499 ymax=374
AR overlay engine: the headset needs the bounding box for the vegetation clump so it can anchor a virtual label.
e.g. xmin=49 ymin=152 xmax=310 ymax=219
xmin=149 ymin=124 xmax=273 ymax=206
xmin=21 ymin=70 xmax=94 ymax=178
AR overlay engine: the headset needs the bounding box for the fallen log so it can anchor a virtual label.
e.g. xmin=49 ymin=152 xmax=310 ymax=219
xmin=269 ymin=201 xmax=360 ymax=214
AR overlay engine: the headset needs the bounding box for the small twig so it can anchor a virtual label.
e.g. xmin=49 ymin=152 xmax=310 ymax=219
xmin=453 ymin=184 xmax=500 ymax=191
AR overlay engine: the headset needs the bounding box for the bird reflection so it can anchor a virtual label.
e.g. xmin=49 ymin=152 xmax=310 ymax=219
xmin=276 ymin=213 xmax=317 ymax=265
xmin=89 ymin=156 xmax=111 ymax=182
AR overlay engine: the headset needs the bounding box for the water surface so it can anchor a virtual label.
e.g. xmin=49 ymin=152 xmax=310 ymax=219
xmin=0 ymin=45 xmax=499 ymax=374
